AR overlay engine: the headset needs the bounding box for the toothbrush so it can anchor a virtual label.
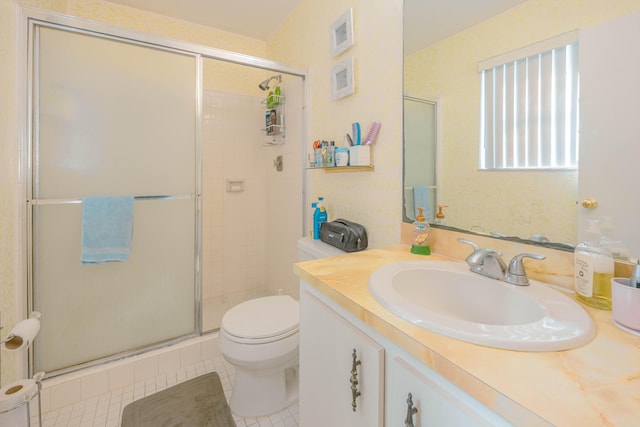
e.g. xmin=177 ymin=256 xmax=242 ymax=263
xmin=352 ymin=122 xmax=361 ymax=145
xmin=346 ymin=134 xmax=353 ymax=146
xmin=363 ymin=121 xmax=381 ymax=145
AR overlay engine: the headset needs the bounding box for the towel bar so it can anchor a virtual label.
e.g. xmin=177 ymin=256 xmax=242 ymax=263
xmin=28 ymin=194 xmax=197 ymax=205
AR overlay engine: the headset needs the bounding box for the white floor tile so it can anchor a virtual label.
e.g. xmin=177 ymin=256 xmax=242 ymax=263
xmin=37 ymin=355 xmax=299 ymax=427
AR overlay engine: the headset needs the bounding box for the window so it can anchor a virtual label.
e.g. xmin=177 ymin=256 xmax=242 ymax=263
xmin=479 ymin=32 xmax=579 ymax=170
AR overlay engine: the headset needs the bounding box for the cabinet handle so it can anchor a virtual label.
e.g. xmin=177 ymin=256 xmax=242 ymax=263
xmin=404 ymin=393 xmax=418 ymax=427
xmin=350 ymin=348 xmax=362 ymax=412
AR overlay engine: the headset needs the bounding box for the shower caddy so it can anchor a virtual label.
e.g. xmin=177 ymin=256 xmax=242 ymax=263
xmin=262 ymin=89 xmax=285 ymax=146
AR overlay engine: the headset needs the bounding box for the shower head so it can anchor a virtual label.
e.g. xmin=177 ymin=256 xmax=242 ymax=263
xmin=258 ymin=75 xmax=281 ymax=91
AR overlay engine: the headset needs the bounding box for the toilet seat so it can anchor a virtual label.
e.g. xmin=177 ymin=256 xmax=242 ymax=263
xmin=222 ymin=296 xmax=299 ymax=344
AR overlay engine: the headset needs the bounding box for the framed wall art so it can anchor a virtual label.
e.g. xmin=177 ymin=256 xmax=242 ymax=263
xmin=330 ymin=8 xmax=354 ymax=57
xmin=331 ymin=57 xmax=355 ymax=100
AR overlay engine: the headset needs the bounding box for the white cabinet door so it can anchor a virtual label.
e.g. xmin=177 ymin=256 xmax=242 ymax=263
xmin=578 ymin=11 xmax=640 ymax=257
xmin=388 ymin=356 xmax=512 ymax=427
xmin=299 ymin=288 xmax=384 ymax=427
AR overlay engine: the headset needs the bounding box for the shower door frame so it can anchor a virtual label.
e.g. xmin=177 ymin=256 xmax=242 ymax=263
xmin=19 ymin=6 xmax=308 ymax=378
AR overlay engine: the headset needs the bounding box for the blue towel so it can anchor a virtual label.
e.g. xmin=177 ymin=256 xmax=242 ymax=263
xmin=413 ymin=186 xmax=430 ymax=219
xmin=81 ymin=196 xmax=134 ymax=265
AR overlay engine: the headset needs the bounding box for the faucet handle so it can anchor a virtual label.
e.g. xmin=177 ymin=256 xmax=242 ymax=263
xmin=458 ymin=238 xmax=502 ymax=267
xmin=457 ymin=238 xmax=480 ymax=251
xmin=505 ymin=253 xmax=546 ymax=286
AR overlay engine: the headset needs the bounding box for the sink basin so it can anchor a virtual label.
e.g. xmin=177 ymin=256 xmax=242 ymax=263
xmin=368 ymin=260 xmax=595 ymax=351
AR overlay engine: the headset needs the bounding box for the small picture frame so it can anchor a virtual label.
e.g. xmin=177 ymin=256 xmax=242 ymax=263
xmin=330 ymin=8 xmax=354 ymax=57
xmin=331 ymin=57 xmax=355 ymax=100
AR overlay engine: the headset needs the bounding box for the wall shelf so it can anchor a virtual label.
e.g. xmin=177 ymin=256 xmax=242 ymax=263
xmin=307 ymin=165 xmax=374 ymax=173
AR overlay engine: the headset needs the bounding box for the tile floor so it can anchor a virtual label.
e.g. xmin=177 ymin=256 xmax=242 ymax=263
xmin=35 ymin=355 xmax=299 ymax=427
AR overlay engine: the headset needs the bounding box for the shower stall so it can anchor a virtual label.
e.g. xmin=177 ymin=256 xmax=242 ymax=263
xmin=24 ymin=9 xmax=305 ymax=377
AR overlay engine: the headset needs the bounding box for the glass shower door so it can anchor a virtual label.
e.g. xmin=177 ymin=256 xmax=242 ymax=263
xmin=29 ymin=23 xmax=199 ymax=374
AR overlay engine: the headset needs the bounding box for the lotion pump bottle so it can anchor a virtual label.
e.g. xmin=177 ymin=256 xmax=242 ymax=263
xmin=410 ymin=207 xmax=431 ymax=255
xmin=574 ymin=219 xmax=614 ymax=310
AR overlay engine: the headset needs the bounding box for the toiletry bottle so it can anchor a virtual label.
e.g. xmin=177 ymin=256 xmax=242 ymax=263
xmin=434 ymin=205 xmax=448 ymax=225
xmin=327 ymin=141 xmax=335 ymax=167
xmin=410 ymin=207 xmax=431 ymax=255
xmin=265 ymin=110 xmax=271 ymax=135
xmin=599 ymin=216 xmax=630 ymax=262
xmin=320 ymin=141 xmax=328 ymax=166
xmin=335 ymin=147 xmax=349 ymax=166
xmin=630 ymin=261 xmax=640 ymax=289
xmin=311 ymin=202 xmax=318 ymax=238
xmin=274 ymin=86 xmax=281 ymax=105
xmin=270 ymin=109 xmax=277 ymax=131
xmin=313 ymin=197 xmax=328 ymax=240
xmin=267 ymin=91 xmax=274 ymax=109
xmin=574 ymin=219 xmax=614 ymax=310
xmin=317 ymin=197 xmax=328 ymax=224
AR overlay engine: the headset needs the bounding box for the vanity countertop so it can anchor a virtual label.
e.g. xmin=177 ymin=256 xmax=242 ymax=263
xmin=294 ymin=245 xmax=640 ymax=426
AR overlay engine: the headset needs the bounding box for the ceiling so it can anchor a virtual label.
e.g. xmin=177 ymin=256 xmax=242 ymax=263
xmin=107 ymin=0 xmax=303 ymax=40
xmin=107 ymin=0 xmax=528 ymax=53
xmin=403 ymin=0 xmax=529 ymax=55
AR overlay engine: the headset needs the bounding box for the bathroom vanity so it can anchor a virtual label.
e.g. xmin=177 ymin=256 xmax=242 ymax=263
xmin=300 ymin=282 xmax=514 ymax=426
xmin=294 ymin=245 xmax=640 ymax=426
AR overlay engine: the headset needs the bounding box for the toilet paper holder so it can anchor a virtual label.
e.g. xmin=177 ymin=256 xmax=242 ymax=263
xmin=1 ymin=312 xmax=41 ymax=351
xmin=1 ymin=312 xmax=44 ymax=426
xmin=0 ymin=372 xmax=44 ymax=427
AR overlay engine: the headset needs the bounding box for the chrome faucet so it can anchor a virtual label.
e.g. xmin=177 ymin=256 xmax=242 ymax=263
xmin=458 ymin=238 xmax=545 ymax=286
xmin=458 ymin=238 xmax=507 ymax=280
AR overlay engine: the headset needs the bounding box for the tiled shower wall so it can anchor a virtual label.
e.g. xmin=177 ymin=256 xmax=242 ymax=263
xmin=201 ymin=90 xmax=269 ymax=331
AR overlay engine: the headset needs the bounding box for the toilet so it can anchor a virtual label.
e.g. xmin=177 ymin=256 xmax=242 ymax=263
xmin=219 ymin=237 xmax=345 ymax=417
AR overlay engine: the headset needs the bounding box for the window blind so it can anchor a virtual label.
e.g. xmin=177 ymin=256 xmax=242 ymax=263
xmin=479 ymin=34 xmax=579 ymax=170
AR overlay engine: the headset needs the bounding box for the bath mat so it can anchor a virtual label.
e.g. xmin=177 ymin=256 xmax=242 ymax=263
xmin=120 ymin=372 xmax=236 ymax=427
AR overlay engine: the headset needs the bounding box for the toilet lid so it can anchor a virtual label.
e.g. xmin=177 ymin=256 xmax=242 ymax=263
xmin=222 ymin=295 xmax=299 ymax=341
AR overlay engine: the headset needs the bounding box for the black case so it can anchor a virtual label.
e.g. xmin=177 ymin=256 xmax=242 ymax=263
xmin=320 ymin=219 xmax=368 ymax=252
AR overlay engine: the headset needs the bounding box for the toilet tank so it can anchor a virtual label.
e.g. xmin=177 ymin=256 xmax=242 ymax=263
xmin=297 ymin=237 xmax=346 ymax=261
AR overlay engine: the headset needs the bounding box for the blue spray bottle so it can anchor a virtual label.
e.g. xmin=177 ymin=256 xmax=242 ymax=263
xmin=311 ymin=202 xmax=318 ymax=239
xmin=313 ymin=197 xmax=328 ymax=239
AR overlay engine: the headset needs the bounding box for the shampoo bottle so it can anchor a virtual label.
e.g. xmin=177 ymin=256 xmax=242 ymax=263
xmin=574 ymin=219 xmax=614 ymax=310
xmin=410 ymin=207 xmax=431 ymax=255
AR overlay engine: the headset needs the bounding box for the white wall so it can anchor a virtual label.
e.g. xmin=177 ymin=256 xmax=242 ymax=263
xmin=268 ymin=0 xmax=404 ymax=249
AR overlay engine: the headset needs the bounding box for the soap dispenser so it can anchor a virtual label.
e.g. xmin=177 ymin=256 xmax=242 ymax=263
xmin=410 ymin=207 xmax=431 ymax=255
xmin=574 ymin=219 xmax=614 ymax=310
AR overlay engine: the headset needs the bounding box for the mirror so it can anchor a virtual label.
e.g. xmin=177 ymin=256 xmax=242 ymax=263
xmin=403 ymin=0 xmax=578 ymax=249
xmin=403 ymin=96 xmax=437 ymax=223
